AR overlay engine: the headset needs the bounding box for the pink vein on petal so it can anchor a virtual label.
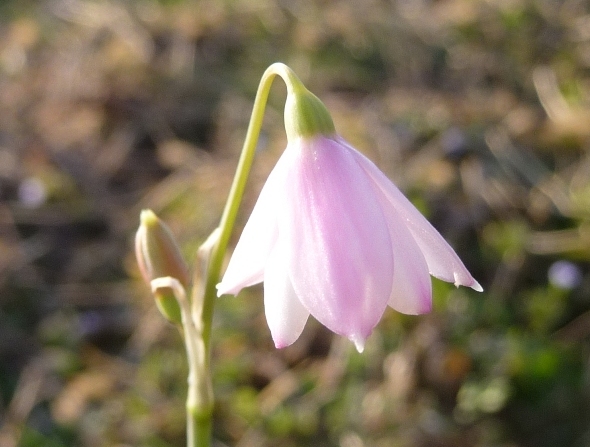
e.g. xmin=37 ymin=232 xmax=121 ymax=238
xmin=344 ymin=138 xmax=482 ymax=291
xmin=280 ymin=137 xmax=394 ymax=343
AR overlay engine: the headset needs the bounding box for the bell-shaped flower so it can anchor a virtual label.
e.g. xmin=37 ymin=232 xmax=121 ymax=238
xmin=217 ymin=74 xmax=481 ymax=352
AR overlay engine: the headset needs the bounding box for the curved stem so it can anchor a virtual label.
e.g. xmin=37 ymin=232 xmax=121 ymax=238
xmin=201 ymin=63 xmax=300 ymax=344
xmin=187 ymin=63 xmax=300 ymax=447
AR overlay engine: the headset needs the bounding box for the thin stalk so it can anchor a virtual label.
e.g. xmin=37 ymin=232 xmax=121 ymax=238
xmin=200 ymin=63 xmax=300 ymax=345
xmin=186 ymin=63 xmax=300 ymax=447
xmin=151 ymin=276 xmax=211 ymax=447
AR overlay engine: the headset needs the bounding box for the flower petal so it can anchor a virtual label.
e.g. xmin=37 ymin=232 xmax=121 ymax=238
xmin=217 ymin=151 xmax=291 ymax=296
xmin=372 ymin=188 xmax=432 ymax=314
xmin=345 ymin=138 xmax=482 ymax=291
xmin=280 ymin=136 xmax=394 ymax=345
xmin=264 ymin=242 xmax=310 ymax=348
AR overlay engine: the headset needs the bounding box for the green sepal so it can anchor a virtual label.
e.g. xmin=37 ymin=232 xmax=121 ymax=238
xmin=283 ymin=77 xmax=335 ymax=140
xmin=154 ymin=287 xmax=183 ymax=325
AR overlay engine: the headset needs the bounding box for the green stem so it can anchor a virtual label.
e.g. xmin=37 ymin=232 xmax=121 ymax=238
xmin=186 ymin=63 xmax=300 ymax=447
xmin=150 ymin=276 xmax=212 ymax=447
xmin=186 ymin=409 xmax=212 ymax=447
xmin=200 ymin=63 xmax=301 ymax=344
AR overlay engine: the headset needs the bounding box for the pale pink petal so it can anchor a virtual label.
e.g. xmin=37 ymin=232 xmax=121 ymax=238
xmin=217 ymin=151 xmax=290 ymax=296
xmin=343 ymin=138 xmax=482 ymax=291
xmin=279 ymin=137 xmax=394 ymax=345
xmin=263 ymin=242 xmax=310 ymax=348
xmin=371 ymin=186 xmax=432 ymax=314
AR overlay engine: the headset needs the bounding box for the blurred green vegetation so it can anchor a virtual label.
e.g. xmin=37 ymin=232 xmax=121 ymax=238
xmin=0 ymin=0 xmax=589 ymax=446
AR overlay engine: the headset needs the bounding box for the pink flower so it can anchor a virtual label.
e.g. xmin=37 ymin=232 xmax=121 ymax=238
xmin=217 ymin=134 xmax=481 ymax=352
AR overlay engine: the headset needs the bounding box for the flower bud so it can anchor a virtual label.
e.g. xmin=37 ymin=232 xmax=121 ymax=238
xmin=135 ymin=209 xmax=190 ymax=324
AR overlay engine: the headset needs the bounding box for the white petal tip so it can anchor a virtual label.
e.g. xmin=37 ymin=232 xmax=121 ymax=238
xmin=215 ymin=282 xmax=235 ymax=297
xmin=351 ymin=336 xmax=365 ymax=353
xmin=453 ymin=273 xmax=483 ymax=292
xmin=471 ymin=280 xmax=483 ymax=292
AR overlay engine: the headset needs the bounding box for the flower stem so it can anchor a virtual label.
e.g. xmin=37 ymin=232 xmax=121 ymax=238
xmin=201 ymin=63 xmax=300 ymax=342
xmin=151 ymin=276 xmax=212 ymax=447
xmin=185 ymin=63 xmax=299 ymax=447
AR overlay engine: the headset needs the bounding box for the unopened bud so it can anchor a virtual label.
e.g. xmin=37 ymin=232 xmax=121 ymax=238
xmin=135 ymin=209 xmax=190 ymax=323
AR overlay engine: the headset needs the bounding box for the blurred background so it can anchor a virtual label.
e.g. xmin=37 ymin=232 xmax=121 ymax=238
xmin=0 ymin=0 xmax=589 ymax=446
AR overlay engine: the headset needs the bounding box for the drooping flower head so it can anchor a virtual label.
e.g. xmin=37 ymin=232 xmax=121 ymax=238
xmin=217 ymin=65 xmax=481 ymax=352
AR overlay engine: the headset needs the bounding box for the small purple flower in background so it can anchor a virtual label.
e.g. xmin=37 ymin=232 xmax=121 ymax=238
xmin=217 ymin=74 xmax=481 ymax=352
xmin=548 ymin=260 xmax=582 ymax=290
